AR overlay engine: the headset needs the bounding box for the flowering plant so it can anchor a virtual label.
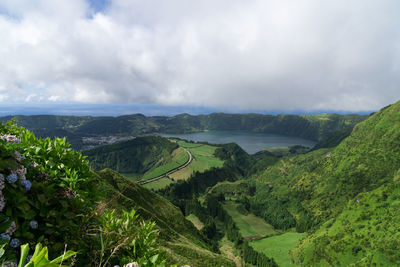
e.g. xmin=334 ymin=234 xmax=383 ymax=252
xmin=0 ymin=120 xmax=94 ymax=263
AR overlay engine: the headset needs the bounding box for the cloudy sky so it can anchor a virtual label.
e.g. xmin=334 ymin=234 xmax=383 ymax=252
xmin=1 ymin=0 xmax=400 ymax=114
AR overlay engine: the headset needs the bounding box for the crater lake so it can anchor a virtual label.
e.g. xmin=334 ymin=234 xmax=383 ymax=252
xmin=160 ymin=130 xmax=317 ymax=154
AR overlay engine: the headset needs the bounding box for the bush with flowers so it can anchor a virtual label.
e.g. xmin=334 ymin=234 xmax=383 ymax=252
xmin=0 ymin=119 xmax=96 ymax=264
xmin=0 ymin=120 xmax=167 ymax=266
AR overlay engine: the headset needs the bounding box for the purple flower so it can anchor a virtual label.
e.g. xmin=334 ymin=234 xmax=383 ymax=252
xmin=29 ymin=220 xmax=38 ymax=229
xmin=9 ymin=238 xmax=20 ymax=248
xmin=21 ymin=180 xmax=32 ymax=191
xmin=0 ymin=233 xmax=10 ymax=240
xmin=6 ymin=174 xmax=18 ymax=183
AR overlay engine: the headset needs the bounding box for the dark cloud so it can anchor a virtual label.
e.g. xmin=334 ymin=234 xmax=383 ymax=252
xmin=0 ymin=0 xmax=399 ymax=112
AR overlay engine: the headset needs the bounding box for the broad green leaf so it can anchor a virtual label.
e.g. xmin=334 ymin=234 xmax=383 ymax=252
xmin=32 ymin=243 xmax=43 ymax=258
xmin=18 ymin=244 xmax=30 ymax=267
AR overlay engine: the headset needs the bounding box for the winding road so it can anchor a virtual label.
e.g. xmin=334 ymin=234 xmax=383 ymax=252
xmin=138 ymin=148 xmax=192 ymax=185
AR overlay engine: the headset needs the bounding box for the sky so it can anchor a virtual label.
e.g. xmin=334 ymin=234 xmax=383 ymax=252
xmin=0 ymin=0 xmax=400 ymax=115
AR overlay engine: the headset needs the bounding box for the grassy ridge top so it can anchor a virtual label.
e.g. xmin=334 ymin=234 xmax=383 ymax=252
xmin=251 ymin=100 xmax=400 ymax=265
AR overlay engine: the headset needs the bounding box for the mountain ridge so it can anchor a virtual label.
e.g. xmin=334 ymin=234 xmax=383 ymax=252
xmin=0 ymin=113 xmax=368 ymax=151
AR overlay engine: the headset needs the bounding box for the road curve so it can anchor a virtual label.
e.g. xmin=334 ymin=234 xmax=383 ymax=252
xmin=138 ymin=148 xmax=192 ymax=185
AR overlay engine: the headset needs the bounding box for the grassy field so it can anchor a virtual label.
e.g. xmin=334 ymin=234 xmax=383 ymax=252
xmin=142 ymin=177 xmax=173 ymax=190
xmin=169 ymin=140 xmax=224 ymax=180
xmin=250 ymin=232 xmax=307 ymax=267
xmin=223 ymin=201 xmax=278 ymax=238
xmin=141 ymin=147 xmax=189 ymax=181
xmin=185 ymin=214 xmax=204 ymax=230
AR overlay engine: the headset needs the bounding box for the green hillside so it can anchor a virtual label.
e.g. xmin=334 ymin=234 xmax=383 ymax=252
xmin=83 ymin=136 xmax=177 ymax=174
xmin=95 ymin=169 xmax=235 ymax=266
xmin=0 ymin=120 xmax=235 ymax=266
xmin=250 ymin=101 xmax=400 ymax=265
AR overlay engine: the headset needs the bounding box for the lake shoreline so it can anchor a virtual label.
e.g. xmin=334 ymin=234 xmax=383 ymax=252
xmin=159 ymin=130 xmax=317 ymax=154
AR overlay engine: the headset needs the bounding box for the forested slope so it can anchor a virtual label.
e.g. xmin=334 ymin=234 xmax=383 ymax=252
xmin=83 ymin=136 xmax=177 ymax=174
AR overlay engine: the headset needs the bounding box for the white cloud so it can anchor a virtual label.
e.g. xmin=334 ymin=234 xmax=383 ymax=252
xmin=0 ymin=0 xmax=400 ymax=112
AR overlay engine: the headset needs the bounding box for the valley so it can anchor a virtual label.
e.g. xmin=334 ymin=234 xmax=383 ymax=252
xmin=2 ymin=2 xmax=398 ymax=266
xmin=2 ymin=103 xmax=400 ymax=266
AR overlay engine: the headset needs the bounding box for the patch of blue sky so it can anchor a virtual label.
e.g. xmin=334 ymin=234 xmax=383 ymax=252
xmin=0 ymin=6 xmax=21 ymax=22
xmin=88 ymin=0 xmax=110 ymax=14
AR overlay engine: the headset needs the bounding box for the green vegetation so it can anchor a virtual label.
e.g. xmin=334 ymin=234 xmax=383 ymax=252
xmin=83 ymin=136 xmax=177 ymax=174
xmin=185 ymin=214 xmax=204 ymax=230
xmin=248 ymin=100 xmax=400 ymax=265
xmin=1 ymin=113 xmax=367 ymax=150
xmin=0 ymin=121 xmax=169 ymax=266
xmin=143 ymin=177 xmax=173 ymax=190
xmin=223 ymin=202 xmax=278 ymax=238
xmin=6 ymin=100 xmax=400 ymax=266
xmin=0 ymin=121 xmax=235 ymax=266
xmin=96 ymin=169 xmax=235 ymax=266
xmin=251 ymin=232 xmax=306 ymax=267
xmin=14 ymin=242 xmax=77 ymax=267
xmin=169 ymin=140 xmax=224 ymax=180
xmin=121 ymin=172 xmax=141 ymax=180
xmin=256 ymin=145 xmax=310 ymax=158
xmin=218 ymin=235 xmax=243 ymax=267
xmin=141 ymin=147 xmax=189 ymax=181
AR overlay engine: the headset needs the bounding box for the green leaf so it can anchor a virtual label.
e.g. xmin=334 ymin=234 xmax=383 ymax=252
xmin=49 ymin=250 xmax=77 ymax=264
xmin=32 ymin=243 xmax=43 ymax=258
xmin=150 ymin=254 xmax=159 ymax=264
xmin=0 ymin=244 xmax=6 ymax=259
xmin=18 ymin=244 xmax=30 ymax=267
xmin=32 ymin=246 xmax=48 ymax=264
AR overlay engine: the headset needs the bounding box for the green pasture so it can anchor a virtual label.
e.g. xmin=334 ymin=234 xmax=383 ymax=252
xmin=250 ymin=232 xmax=306 ymax=267
xmin=169 ymin=140 xmax=224 ymax=180
xmin=141 ymin=147 xmax=189 ymax=181
xmin=223 ymin=201 xmax=278 ymax=238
